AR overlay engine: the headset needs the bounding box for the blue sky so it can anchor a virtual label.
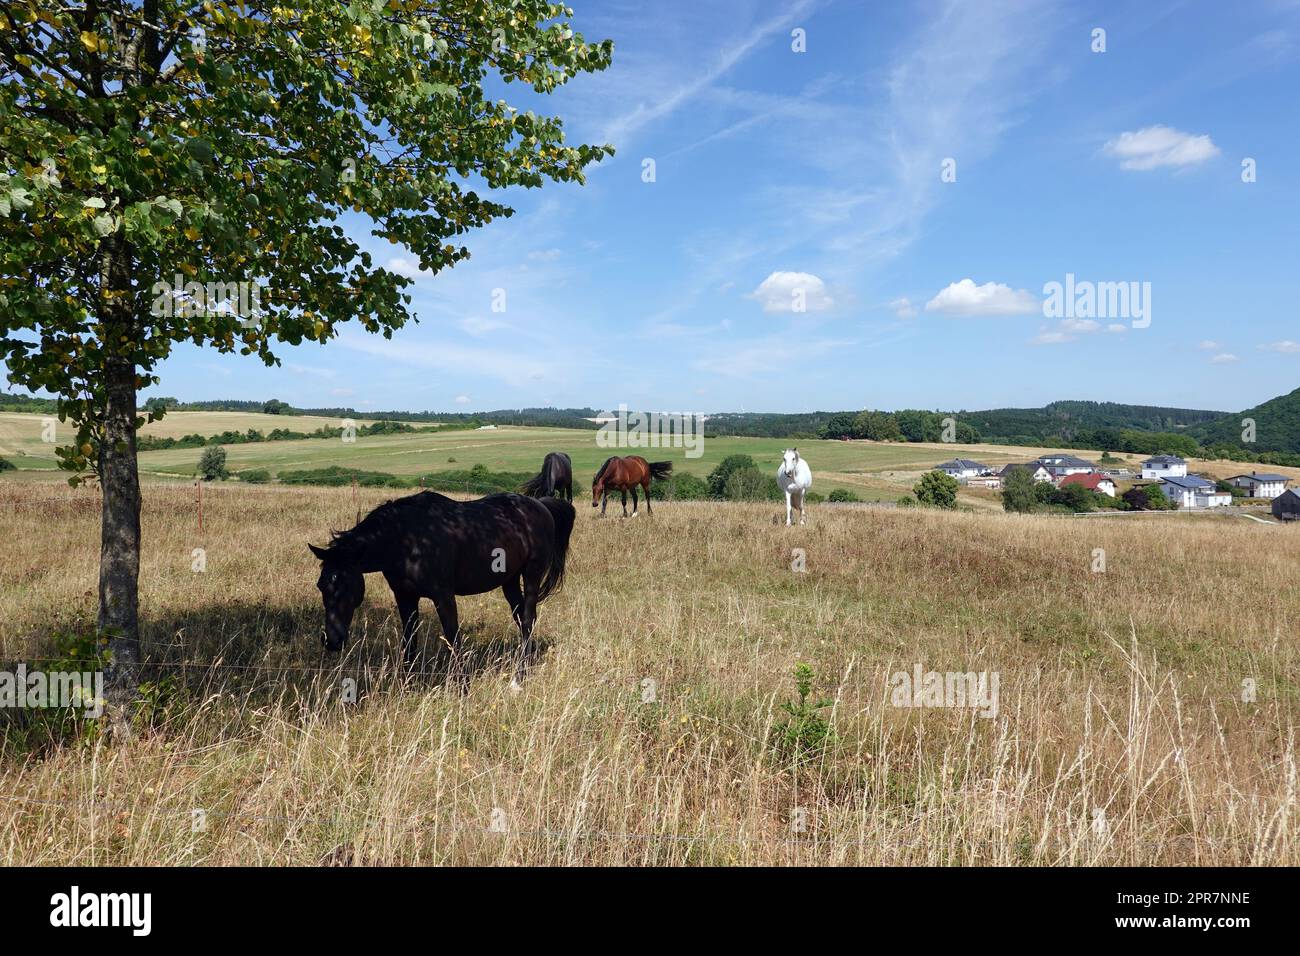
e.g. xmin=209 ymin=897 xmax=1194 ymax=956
xmin=148 ymin=0 xmax=1300 ymax=414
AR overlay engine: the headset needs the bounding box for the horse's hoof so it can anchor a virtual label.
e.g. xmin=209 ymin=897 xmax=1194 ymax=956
xmin=630 ymin=512 xmax=639 ymax=518
xmin=509 ymin=678 xmax=523 ymax=695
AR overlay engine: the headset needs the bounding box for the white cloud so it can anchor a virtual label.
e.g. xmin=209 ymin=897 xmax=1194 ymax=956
xmin=1103 ymin=125 xmax=1220 ymax=171
xmin=1106 ymin=323 xmax=1128 ymax=333
xmin=1259 ymin=340 xmax=1300 ymax=353
xmin=1210 ymin=352 xmax=1240 ymax=364
xmin=1030 ymin=328 xmax=1074 ymax=346
xmin=338 ymin=333 xmax=555 ymax=384
xmin=1062 ymin=318 xmax=1100 ymax=333
xmin=1198 ymin=339 xmax=1221 ymax=350
xmin=925 ymin=278 xmax=1038 ymax=317
xmin=748 ymin=271 xmax=834 ymax=313
xmin=890 ymin=297 xmax=918 ymax=319
xmin=385 ymin=256 xmax=429 ymax=279
xmin=527 ymin=248 xmax=562 ymax=262
xmin=454 ymin=394 xmax=472 ymax=405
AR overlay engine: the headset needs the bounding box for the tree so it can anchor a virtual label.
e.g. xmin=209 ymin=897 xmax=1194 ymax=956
xmin=914 ymin=470 xmax=959 ymax=509
xmin=262 ymin=398 xmax=290 ymax=415
xmin=707 ymin=454 xmax=758 ymax=498
xmin=819 ymin=412 xmax=857 ymax=440
xmin=1001 ymin=467 xmax=1036 ymax=513
xmin=852 ymin=409 xmax=902 ymax=441
xmin=197 ymin=444 xmax=227 ymax=481
xmin=0 ymin=1 xmax=613 ymax=727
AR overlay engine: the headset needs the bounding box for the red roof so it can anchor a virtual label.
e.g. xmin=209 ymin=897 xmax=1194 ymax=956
xmin=1059 ymin=473 xmax=1112 ymax=490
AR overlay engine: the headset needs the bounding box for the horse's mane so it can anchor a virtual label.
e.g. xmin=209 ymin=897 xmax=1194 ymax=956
xmin=327 ymin=491 xmax=439 ymax=556
xmin=593 ymin=456 xmax=616 ymax=485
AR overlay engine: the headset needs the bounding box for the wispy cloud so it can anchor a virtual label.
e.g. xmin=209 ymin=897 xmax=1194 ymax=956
xmin=1259 ymin=340 xmax=1300 ymax=353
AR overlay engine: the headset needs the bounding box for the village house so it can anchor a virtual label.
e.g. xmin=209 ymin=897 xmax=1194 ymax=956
xmin=935 ymin=458 xmax=992 ymax=480
xmin=998 ymin=462 xmax=1053 ymax=483
xmin=1226 ymin=472 xmax=1289 ymax=499
xmin=1160 ymin=475 xmax=1233 ymax=509
xmin=1271 ymin=488 xmax=1300 ymax=521
xmin=1141 ymin=455 xmax=1188 ymax=480
xmin=1058 ymin=472 xmax=1117 ymax=497
xmin=1035 ymin=454 xmax=1098 ymax=479
xmin=964 ymin=475 xmax=1002 ymax=490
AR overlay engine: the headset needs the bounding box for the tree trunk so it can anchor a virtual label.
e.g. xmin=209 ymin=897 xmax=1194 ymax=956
xmin=98 ymin=239 xmax=142 ymax=739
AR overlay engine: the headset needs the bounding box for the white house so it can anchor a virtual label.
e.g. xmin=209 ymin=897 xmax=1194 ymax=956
xmin=1036 ymin=454 xmax=1098 ymax=479
xmin=999 ymin=462 xmax=1053 ymax=483
xmin=1160 ymin=475 xmax=1232 ymax=509
xmin=1141 ymin=455 xmax=1187 ymax=480
xmin=935 ymin=458 xmax=991 ymax=480
xmin=1227 ymin=472 xmax=1289 ymax=499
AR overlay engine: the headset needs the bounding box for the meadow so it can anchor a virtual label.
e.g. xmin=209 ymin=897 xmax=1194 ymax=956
xmin=6 ymin=409 xmax=1297 ymax=502
xmin=0 ymin=477 xmax=1296 ymax=865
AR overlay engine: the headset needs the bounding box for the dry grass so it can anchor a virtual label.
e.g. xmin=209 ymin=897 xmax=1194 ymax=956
xmin=0 ymin=482 xmax=1296 ymax=865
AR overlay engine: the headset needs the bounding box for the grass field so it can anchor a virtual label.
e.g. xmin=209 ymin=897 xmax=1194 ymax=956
xmin=0 ymin=481 xmax=1296 ymax=864
xmin=5 ymin=409 xmax=1297 ymax=503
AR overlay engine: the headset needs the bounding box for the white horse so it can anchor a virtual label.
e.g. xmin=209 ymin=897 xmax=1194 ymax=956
xmin=776 ymin=448 xmax=813 ymax=526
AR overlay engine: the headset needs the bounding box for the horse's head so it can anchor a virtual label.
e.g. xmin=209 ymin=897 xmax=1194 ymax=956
xmin=309 ymin=543 xmax=365 ymax=651
xmin=592 ymin=460 xmax=610 ymax=507
xmin=781 ymin=448 xmax=800 ymax=478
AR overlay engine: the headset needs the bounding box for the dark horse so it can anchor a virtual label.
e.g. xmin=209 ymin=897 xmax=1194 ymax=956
xmin=521 ymin=451 xmax=573 ymax=500
xmin=309 ymin=491 xmax=575 ymax=682
xmin=591 ymin=455 xmax=672 ymax=517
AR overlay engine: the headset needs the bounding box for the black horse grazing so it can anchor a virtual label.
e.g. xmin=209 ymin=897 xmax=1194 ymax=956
xmin=308 ymin=491 xmax=575 ymax=682
xmin=521 ymin=451 xmax=573 ymax=501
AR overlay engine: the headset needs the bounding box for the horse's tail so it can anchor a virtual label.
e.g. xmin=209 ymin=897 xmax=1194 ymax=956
xmin=537 ymin=497 xmax=575 ymax=603
xmin=593 ymin=456 xmax=616 ymax=487
xmin=520 ymin=465 xmax=550 ymax=498
xmin=648 ymin=461 xmax=673 ymax=480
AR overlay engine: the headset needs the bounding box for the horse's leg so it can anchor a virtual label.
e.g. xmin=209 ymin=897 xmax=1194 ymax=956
xmin=601 ymin=490 xmax=608 ymax=515
xmin=643 ymin=477 xmax=653 ymax=515
xmin=431 ymin=590 xmax=460 ymax=666
xmin=512 ymin=573 xmax=541 ymax=686
xmin=394 ymin=591 xmax=422 ymax=669
xmin=502 ymin=577 xmax=525 ymax=632
xmin=785 ymin=489 xmax=793 ymax=526
xmin=798 ymin=489 xmax=807 ymax=525
xmin=630 ymin=485 xmax=639 ymax=517
xmin=620 ymin=489 xmax=628 ymax=517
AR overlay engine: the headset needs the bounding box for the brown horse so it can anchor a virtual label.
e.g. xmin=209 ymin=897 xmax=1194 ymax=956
xmin=591 ymin=455 xmax=672 ymax=517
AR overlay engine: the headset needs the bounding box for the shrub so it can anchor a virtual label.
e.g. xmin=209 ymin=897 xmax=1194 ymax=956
xmin=238 ymin=469 xmax=271 ymax=484
xmin=278 ymin=466 xmax=404 ymax=488
xmin=914 ymin=469 xmax=959 ymax=508
xmin=706 ymin=454 xmax=758 ymax=498
xmin=723 ymin=466 xmax=774 ymax=501
xmin=0 ymin=456 xmax=14 ymax=472
xmin=769 ymin=663 xmax=837 ymax=764
xmin=652 ymin=472 xmax=709 ymax=500
xmin=197 ymin=445 xmax=228 ymax=481
xmin=827 ymin=488 xmax=859 ymax=503
xmin=897 ymin=495 xmax=916 ymax=508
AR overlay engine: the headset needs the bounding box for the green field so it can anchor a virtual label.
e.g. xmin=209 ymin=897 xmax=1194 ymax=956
xmin=4 ymin=409 xmax=1299 ymax=504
